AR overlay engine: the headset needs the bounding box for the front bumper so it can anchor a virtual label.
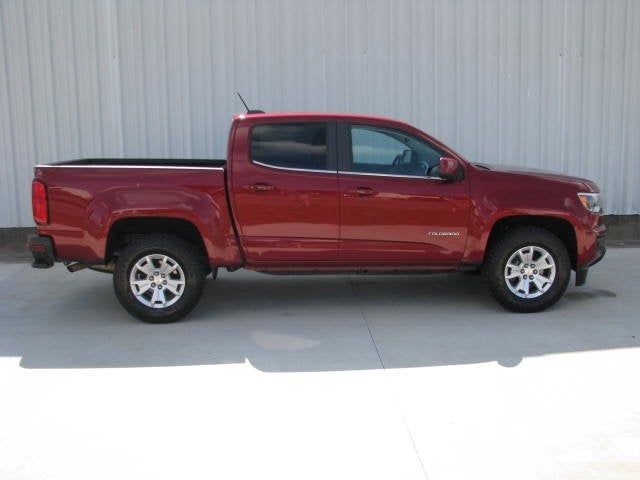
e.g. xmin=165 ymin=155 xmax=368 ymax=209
xmin=575 ymin=229 xmax=606 ymax=286
xmin=28 ymin=235 xmax=55 ymax=268
xmin=588 ymin=233 xmax=607 ymax=267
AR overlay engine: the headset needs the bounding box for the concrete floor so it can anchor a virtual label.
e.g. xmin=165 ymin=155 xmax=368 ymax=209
xmin=0 ymin=248 xmax=639 ymax=480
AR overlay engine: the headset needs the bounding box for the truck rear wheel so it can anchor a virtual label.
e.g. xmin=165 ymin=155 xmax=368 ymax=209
xmin=484 ymin=226 xmax=571 ymax=312
xmin=113 ymin=235 xmax=207 ymax=323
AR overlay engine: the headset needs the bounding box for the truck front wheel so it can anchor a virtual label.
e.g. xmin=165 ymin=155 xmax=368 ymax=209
xmin=113 ymin=235 xmax=207 ymax=323
xmin=484 ymin=226 xmax=571 ymax=312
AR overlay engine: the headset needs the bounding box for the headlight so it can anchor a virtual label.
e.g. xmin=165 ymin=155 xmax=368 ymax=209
xmin=577 ymin=192 xmax=602 ymax=213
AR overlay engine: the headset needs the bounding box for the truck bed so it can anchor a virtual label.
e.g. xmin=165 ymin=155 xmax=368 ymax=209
xmin=33 ymin=160 xmax=241 ymax=266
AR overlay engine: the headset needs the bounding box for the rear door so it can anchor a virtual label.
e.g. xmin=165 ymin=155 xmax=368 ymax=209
xmin=338 ymin=123 xmax=470 ymax=265
xmin=229 ymin=120 xmax=339 ymax=263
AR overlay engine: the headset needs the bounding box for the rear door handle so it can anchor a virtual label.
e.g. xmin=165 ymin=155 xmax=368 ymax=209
xmin=353 ymin=186 xmax=376 ymax=197
xmin=250 ymin=183 xmax=274 ymax=192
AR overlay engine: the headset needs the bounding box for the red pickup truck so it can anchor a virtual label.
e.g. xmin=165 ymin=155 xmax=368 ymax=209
xmin=29 ymin=112 xmax=606 ymax=322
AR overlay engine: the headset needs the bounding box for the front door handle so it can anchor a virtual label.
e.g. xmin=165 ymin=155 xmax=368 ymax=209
xmin=250 ymin=183 xmax=274 ymax=192
xmin=354 ymin=186 xmax=376 ymax=197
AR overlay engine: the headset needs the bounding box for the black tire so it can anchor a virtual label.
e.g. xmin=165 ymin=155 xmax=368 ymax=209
xmin=113 ymin=234 xmax=207 ymax=323
xmin=483 ymin=226 xmax=571 ymax=313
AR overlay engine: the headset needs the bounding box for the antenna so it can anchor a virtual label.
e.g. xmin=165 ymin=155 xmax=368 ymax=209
xmin=236 ymin=92 xmax=265 ymax=114
xmin=237 ymin=92 xmax=250 ymax=112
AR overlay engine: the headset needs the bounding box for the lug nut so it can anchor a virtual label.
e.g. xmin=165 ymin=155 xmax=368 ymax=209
xmin=523 ymin=275 xmax=527 ymax=279
xmin=163 ymin=280 xmax=167 ymax=285
xmin=157 ymin=285 xmax=162 ymax=289
xmin=161 ymin=274 xmax=165 ymax=278
xmin=149 ymin=276 xmax=153 ymax=281
xmin=529 ymin=275 xmax=534 ymax=280
xmin=533 ymin=270 xmax=538 ymax=274
xmin=151 ymin=283 xmax=156 ymax=287
xmin=520 ymin=269 xmax=525 ymax=274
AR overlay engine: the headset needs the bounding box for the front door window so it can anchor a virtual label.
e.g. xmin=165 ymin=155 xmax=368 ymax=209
xmin=350 ymin=125 xmax=443 ymax=177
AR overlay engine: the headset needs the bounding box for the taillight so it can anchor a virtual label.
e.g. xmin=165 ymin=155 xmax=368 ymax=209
xmin=32 ymin=180 xmax=48 ymax=224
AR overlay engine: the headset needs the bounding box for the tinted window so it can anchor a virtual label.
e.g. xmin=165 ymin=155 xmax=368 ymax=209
xmin=251 ymin=123 xmax=328 ymax=170
xmin=350 ymin=125 xmax=443 ymax=177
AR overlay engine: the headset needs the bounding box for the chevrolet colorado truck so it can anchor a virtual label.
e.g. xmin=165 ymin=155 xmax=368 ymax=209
xmin=29 ymin=112 xmax=606 ymax=322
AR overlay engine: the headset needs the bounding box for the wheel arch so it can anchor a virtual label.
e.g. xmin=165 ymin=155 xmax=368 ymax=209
xmin=484 ymin=215 xmax=578 ymax=269
xmin=105 ymin=217 xmax=208 ymax=265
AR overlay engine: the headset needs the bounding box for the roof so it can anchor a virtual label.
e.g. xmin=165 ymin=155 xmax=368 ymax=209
xmin=233 ymin=112 xmax=422 ymax=137
xmin=236 ymin=110 xmax=396 ymax=119
xmin=231 ymin=111 xmax=466 ymax=160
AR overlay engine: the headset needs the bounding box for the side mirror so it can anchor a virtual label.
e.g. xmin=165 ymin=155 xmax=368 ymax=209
xmin=438 ymin=157 xmax=463 ymax=182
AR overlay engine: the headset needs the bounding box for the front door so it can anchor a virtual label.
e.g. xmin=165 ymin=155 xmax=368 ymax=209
xmin=338 ymin=123 xmax=470 ymax=266
xmin=230 ymin=121 xmax=339 ymax=264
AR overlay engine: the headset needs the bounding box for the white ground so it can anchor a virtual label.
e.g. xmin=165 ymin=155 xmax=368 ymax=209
xmin=1 ymin=248 xmax=638 ymax=480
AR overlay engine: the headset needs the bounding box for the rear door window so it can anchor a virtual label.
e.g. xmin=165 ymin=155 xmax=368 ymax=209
xmin=251 ymin=123 xmax=329 ymax=171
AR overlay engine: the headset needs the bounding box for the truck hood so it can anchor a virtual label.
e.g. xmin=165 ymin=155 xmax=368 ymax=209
xmin=473 ymin=163 xmax=599 ymax=192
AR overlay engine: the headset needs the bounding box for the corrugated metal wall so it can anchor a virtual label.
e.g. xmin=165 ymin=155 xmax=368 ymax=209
xmin=1 ymin=0 xmax=639 ymax=227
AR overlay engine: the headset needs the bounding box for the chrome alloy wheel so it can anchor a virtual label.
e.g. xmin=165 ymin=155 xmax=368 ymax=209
xmin=504 ymin=246 xmax=556 ymax=299
xmin=129 ymin=254 xmax=186 ymax=308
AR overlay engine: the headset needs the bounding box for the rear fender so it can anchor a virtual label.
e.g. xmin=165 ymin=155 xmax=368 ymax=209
xmin=95 ymin=186 xmax=242 ymax=266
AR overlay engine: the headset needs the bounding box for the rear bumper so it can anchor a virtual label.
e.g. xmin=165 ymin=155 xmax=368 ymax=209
xmin=27 ymin=235 xmax=55 ymax=268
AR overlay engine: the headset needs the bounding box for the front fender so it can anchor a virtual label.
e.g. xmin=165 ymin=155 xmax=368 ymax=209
xmin=462 ymin=167 xmax=593 ymax=265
